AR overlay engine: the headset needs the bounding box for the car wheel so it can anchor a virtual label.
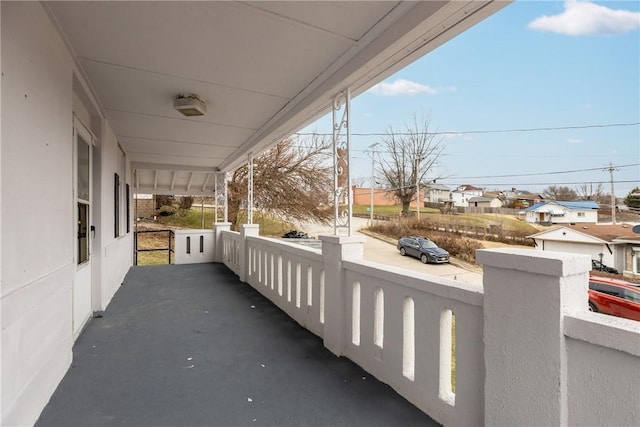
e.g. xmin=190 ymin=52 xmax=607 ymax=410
xmin=420 ymin=254 xmax=428 ymax=264
xmin=400 ymin=248 xmax=406 ymax=256
xmin=588 ymin=302 xmax=598 ymax=313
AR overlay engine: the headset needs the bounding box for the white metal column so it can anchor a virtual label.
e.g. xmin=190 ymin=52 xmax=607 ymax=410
xmin=332 ymin=89 xmax=352 ymax=236
xmin=247 ymin=153 xmax=254 ymax=225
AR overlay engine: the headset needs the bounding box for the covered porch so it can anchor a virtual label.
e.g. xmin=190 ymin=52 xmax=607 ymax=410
xmin=3 ymin=2 xmax=640 ymax=426
xmin=36 ymin=262 xmax=437 ymax=426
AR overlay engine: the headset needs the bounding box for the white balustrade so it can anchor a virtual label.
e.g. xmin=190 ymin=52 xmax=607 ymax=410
xmin=173 ymin=230 xmax=215 ymax=264
xmin=215 ymin=227 xmax=640 ymax=427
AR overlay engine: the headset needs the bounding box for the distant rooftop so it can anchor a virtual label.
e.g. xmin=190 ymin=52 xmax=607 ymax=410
xmin=524 ymin=200 xmax=600 ymax=211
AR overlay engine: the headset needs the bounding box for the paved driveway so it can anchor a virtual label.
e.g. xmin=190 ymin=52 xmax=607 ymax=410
xmin=295 ymin=218 xmax=483 ymax=285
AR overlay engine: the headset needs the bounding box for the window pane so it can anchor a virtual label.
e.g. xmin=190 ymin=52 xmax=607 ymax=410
xmin=78 ymin=202 xmax=89 ymax=264
xmin=77 ymin=135 xmax=90 ymax=201
xmin=624 ymin=289 xmax=640 ymax=303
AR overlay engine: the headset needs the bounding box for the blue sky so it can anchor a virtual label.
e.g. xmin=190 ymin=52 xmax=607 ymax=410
xmin=302 ymin=0 xmax=640 ymax=198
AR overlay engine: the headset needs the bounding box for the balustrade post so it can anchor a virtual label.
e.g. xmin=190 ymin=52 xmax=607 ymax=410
xmin=477 ymin=248 xmax=590 ymax=426
xmin=240 ymin=224 xmax=259 ymax=283
xmin=320 ymin=235 xmax=365 ymax=356
xmin=213 ymin=222 xmax=231 ymax=263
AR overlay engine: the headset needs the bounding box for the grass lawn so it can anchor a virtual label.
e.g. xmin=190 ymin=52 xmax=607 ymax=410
xmin=135 ymin=230 xmax=174 ymax=265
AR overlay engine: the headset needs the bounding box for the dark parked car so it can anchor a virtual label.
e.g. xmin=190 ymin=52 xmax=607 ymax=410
xmin=588 ymin=276 xmax=640 ymax=322
xmin=397 ymin=236 xmax=449 ymax=264
xmin=591 ymin=259 xmax=618 ymax=274
xmin=282 ymin=230 xmax=309 ymax=239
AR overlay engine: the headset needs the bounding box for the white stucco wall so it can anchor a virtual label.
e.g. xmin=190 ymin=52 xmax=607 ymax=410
xmin=1 ymin=3 xmax=133 ymax=424
xmin=565 ymin=313 xmax=640 ymax=426
xmin=174 ymin=230 xmax=215 ymax=264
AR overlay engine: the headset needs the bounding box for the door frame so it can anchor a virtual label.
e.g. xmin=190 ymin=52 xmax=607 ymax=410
xmin=73 ymin=115 xmax=96 ymax=339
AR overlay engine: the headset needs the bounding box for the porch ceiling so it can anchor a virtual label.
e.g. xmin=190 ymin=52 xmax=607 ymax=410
xmin=46 ymin=1 xmax=509 ymax=195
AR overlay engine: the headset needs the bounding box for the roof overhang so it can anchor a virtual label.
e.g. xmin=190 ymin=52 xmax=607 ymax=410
xmin=46 ymin=1 xmax=511 ymax=195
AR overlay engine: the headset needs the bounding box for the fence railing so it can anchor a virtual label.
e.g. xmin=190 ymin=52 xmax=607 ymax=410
xmin=134 ymin=229 xmax=174 ymax=265
xmin=215 ymin=224 xmax=640 ymax=426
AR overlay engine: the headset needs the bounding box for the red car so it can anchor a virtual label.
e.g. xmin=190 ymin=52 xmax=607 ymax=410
xmin=588 ymin=276 xmax=640 ymax=322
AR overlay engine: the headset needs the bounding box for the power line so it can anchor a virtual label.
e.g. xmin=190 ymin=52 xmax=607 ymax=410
xmin=446 ymin=163 xmax=639 ymax=180
xmin=295 ymin=121 xmax=639 ymax=137
xmin=439 ymin=180 xmax=639 ymax=187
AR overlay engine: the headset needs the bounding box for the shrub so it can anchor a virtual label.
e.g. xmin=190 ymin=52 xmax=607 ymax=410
xmin=179 ymin=196 xmax=194 ymax=210
xmin=155 ymin=195 xmax=175 ymax=210
xmin=158 ymin=205 xmax=177 ymax=216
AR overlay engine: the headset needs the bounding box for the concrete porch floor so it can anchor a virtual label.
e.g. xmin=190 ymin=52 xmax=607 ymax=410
xmin=36 ymin=263 xmax=439 ymax=426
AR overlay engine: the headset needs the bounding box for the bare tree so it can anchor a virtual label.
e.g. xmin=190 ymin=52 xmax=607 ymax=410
xmin=351 ymin=177 xmax=368 ymax=188
xmin=228 ymin=135 xmax=333 ymax=228
xmin=542 ymin=185 xmax=578 ymax=201
xmin=377 ymin=114 xmax=445 ymax=215
xmin=576 ymin=182 xmax=607 ymax=203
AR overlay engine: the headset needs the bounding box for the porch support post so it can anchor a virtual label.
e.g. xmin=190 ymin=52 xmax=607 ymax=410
xmin=477 ymin=248 xmax=590 ymax=426
xmin=224 ymin=172 xmax=229 ymax=223
xmin=213 ymin=222 xmax=231 ymax=263
xmin=332 ymin=89 xmax=352 ymax=236
xmin=214 ymin=173 xmax=218 ymax=223
xmin=320 ymin=234 xmax=365 ymax=356
xmin=247 ymin=153 xmax=253 ymax=225
xmin=239 ymin=224 xmax=259 ymax=283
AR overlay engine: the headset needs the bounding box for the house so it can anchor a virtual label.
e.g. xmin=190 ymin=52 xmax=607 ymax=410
xmin=2 ymin=3 xmax=519 ymax=425
xmin=467 ymin=196 xmax=503 ymax=208
xmin=503 ymin=188 xmax=544 ymax=208
xmin=528 ymin=223 xmax=640 ymax=276
xmin=424 ymin=183 xmax=451 ymax=204
xmin=3 ymin=2 xmax=638 ymax=427
xmin=523 ymin=200 xmax=599 ymax=224
xmin=450 ymin=184 xmax=483 ymax=207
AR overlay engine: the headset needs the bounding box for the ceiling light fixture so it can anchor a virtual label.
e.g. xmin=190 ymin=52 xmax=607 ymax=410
xmin=173 ymin=93 xmax=207 ymax=117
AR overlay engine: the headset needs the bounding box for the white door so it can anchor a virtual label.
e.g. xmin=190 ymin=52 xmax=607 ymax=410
xmin=73 ymin=117 xmax=94 ymax=339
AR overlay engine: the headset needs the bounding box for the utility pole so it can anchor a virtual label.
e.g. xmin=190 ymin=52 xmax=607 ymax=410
xmin=604 ymin=162 xmax=618 ymax=224
xmin=369 ymin=143 xmax=379 ymax=226
xmin=415 ymin=156 xmax=421 ymax=220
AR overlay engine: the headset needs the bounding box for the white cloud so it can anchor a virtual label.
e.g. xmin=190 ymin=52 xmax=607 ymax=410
xmin=369 ymin=79 xmax=454 ymax=96
xmin=567 ymin=138 xmax=583 ymax=144
xmin=528 ymin=0 xmax=640 ymax=36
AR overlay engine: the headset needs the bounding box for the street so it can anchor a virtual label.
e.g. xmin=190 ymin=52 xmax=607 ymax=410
xmin=295 ymin=218 xmax=483 ymax=285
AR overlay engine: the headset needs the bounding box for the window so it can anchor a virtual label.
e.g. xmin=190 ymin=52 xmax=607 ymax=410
xmin=577 ymin=212 xmax=585 ymax=218
xmin=126 ymin=184 xmax=130 ymax=233
xmin=624 ymin=288 xmax=640 ymax=303
xmin=114 ymin=173 xmax=120 ymax=238
xmin=77 ymin=134 xmax=90 ymax=265
xmin=594 ymin=283 xmax=622 ymax=298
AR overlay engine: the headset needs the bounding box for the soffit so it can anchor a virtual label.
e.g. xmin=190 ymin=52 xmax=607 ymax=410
xmin=46 ymin=1 xmax=510 ymax=195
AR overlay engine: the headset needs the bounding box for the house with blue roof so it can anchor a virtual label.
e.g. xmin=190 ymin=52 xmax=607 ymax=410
xmin=523 ymin=200 xmax=600 ymax=225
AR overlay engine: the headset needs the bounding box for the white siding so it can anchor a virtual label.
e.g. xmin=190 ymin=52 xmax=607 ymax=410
xmin=1 ymin=3 xmax=132 ymax=424
xmin=1 ymin=4 xmax=75 ymax=425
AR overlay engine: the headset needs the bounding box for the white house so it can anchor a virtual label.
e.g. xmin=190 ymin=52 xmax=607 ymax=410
xmin=467 ymin=196 xmax=503 ymax=208
xmin=527 ymin=223 xmax=640 ymax=276
xmin=4 ymin=3 xmax=640 ymax=427
xmin=0 ymin=2 xmax=513 ymax=425
xmin=524 ymin=200 xmax=599 ymax=224
xmin=450 ymin=184 xmax=483 ymax=207
xmin=424 ymin=183 xmax=451 ymax=204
